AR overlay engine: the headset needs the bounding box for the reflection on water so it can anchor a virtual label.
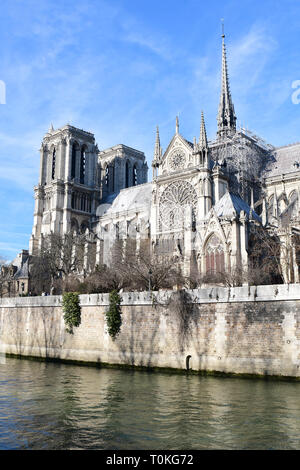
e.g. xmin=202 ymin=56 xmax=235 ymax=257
xmin=0 ymin=357 xmax=300 ymax=449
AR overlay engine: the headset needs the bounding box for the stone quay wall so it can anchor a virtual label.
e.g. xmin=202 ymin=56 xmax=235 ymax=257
xmin=1 ymin=284 xmax=300 ymax=378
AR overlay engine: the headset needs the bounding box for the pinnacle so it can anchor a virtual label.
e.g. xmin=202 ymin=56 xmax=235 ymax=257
xmin=199 ymin=111 xmax=208 ymax=148
xmin=153 ymin=125 xmax=161 ymax=162
xmin=176 ymin=116 xmax=179 ymax=134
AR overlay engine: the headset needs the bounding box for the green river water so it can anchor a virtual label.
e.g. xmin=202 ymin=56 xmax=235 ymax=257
xmin=0 ymin=356 xmax=300 ymax=450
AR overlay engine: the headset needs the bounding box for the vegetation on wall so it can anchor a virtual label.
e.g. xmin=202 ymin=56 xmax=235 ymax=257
xmin=62 ymin=292 xmax=81 ymax=334
xmin=105 ymin=290 xmax=122 ymax=340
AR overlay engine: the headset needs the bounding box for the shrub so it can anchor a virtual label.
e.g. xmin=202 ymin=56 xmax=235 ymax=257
xmin=62 ymin=292 xmax=81 ymax=334
xmin=105 ymin=290 xmax=122 ymax=340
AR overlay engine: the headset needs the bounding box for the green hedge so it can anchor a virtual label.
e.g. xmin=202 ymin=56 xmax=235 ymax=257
xmin=106 ymin=290 xmax=122 ymax=340
xmin=62 ymin=292 xmax=81 ymax=334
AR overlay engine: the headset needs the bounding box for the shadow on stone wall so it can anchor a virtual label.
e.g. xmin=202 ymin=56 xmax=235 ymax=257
xmin=115 ymin=304 xmax=160 ymax=369
xmin=11 ymin=306 xmax=63 ymax=360
xmin=223 ymin=301 xmax=287 ymax=376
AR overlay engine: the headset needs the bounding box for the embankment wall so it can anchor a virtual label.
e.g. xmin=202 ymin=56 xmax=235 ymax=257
xmin=1 ymin=284 xmax=300 ymax=378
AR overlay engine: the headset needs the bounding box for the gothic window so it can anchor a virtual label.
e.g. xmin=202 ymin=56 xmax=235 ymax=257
xmin=71 ymin=218 xmax=79 ymax=232
xmin=125 ymin=161 xmax=130 ymax=188
xmin=133 ymin=164 xmax=137 ymax=186
xmin=105 ymin=166 xmax=109 ymax=187
xmin=111 ymin=165 xmax=115 ymax=192
xmin=289 ymin=191 xmax=298 ymax=218
xmin=268 ymin=195 xmax=274 ymax=219
xmin=205 ymin=234 xmax=225 ymax=274
xmin=80 ymin=148 xmax=86 ymax=184
xmin=81 ymin=221 xmax=88 ymax=234
xmin=159 ymin=180 xmax=197 ymax=232
xmin=71 ymin=144 xmax=77 ymax=179
xmin=52 ymin=148 xmax=56 ymax=180
xmin=278 ymin=195 xmax=287 ymax=215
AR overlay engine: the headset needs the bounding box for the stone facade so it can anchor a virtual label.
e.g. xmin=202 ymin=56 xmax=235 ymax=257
xmin=1 ymin=285 xmax=300 ymax=378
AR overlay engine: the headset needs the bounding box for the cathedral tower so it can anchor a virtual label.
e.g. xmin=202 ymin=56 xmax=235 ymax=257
xmin=98 ymin=145 xmax=148 ymax=202
xmin=30 ymin=124 xmax=100 ymax=255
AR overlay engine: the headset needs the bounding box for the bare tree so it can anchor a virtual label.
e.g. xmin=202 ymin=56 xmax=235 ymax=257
xmin=107 ymin=239 xmax=185 ymax=292
xmin=248 ymin=225 xmax=283 ymax=284
xmin=30 ymin=232 xmax=93 ymax=294
xmin=0 ymin=256 xmax=16 ymax=297
xmin=0 ymin=255 xmax=7 ymax=297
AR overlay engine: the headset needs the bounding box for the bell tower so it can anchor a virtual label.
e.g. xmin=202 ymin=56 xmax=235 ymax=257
xmin=30 ymin=124 xmax=100 ymax=255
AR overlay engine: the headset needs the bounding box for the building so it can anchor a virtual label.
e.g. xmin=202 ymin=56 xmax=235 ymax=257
xmin=5 ymin=31 xmax=300 ymax=295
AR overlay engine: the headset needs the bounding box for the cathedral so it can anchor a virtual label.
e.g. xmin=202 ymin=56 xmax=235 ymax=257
xmin=6 ymin=31 xmax=300 ymax=294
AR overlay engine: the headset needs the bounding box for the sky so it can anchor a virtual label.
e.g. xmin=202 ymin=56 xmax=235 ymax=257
xmin=1 ymin=0 xmax=300 ymax=261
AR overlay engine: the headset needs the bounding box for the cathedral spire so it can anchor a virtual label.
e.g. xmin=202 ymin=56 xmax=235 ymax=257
xmin=217 ymin=28 xmax=237 ymax=139
xmin=176 ymin=116 xmax=179 ymax=134
xmin=199 ymin=111 xmax=208 ymax=149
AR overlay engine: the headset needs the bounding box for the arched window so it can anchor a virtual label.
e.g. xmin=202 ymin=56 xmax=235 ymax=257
xmin=125 ymin=161 xmax=130 ymax=188
xmin=278 ymin=195 xmax=287 ymax=215
xmin=52 ymin=148 xmax=56 ymax=180
xmin=268 ymin=195 xmax=274 ymax=219
xmin=159 ymin=180 xmax=197 ymax=232
xmin=205 ymin=234 xmax=225 ymax=275
xmin=105 ymin=166 xmax=109 ymax=187
xmin=71 ymin=218 xmax=79 ymax=232
xmin=110 ymin=164 xmax=115 ymax=192
xmin=81 ymin=221 xmax=88 ymax=234
xmin=71 ymin=144 xmax=77 ymax=179
xmin=80 ymin=148 xmax=86 ymax=184
xmin=133 ymin=164 xmax=137 ymax=186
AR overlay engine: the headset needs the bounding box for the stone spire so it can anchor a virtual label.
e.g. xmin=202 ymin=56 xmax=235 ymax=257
xmin=153 ymin=126 xmax=161 ymax=162
xmin=217 ymin=30 xmax=237 ymax=139
xmin=176 ymin=116 xmax=179 ymax=134
xmin=199 ymin=111 xmax=208 ymax=149
xmin=194 ymin=111 xmax=210 ymax=168
xmin=152 ymin=126 xmax=161 ymax=178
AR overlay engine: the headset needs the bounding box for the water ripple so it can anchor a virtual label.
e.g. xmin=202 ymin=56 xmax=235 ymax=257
xmin=0 ymin=358 xmax=300 ymax=449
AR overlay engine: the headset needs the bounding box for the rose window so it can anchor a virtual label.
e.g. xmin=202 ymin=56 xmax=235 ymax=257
xmin=159 ymin=180 xmax=197 ymax=231
xmin=169 ymin=150 xmax=186 ymax=171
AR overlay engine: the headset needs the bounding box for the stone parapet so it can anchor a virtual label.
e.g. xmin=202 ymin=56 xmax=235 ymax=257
xmin=1 ymin=283 xmax=300 ymax=308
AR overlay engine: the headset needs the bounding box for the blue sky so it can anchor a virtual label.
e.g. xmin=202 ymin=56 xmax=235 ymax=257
xmin=1 ymin=0 xmax=300 ymax=261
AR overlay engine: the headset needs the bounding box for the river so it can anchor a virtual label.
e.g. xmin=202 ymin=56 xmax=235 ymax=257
xmin=0 ymin=357 xmax=300 ymax=450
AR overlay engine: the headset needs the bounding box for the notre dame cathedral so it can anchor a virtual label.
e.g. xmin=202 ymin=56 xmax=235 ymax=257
xmin=7 ymin=31 xmax=300 ymax=295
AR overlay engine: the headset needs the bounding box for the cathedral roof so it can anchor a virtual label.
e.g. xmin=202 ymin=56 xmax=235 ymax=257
xmin=14 ymin=258 xmax=29 ymax=279
xmin=96 ymin=183 xmax=152 ymax=217
xmin=264 ymin=142 xmax=300 ymax=179
xmin=206 ymin=192 xmax=261 ymax=222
